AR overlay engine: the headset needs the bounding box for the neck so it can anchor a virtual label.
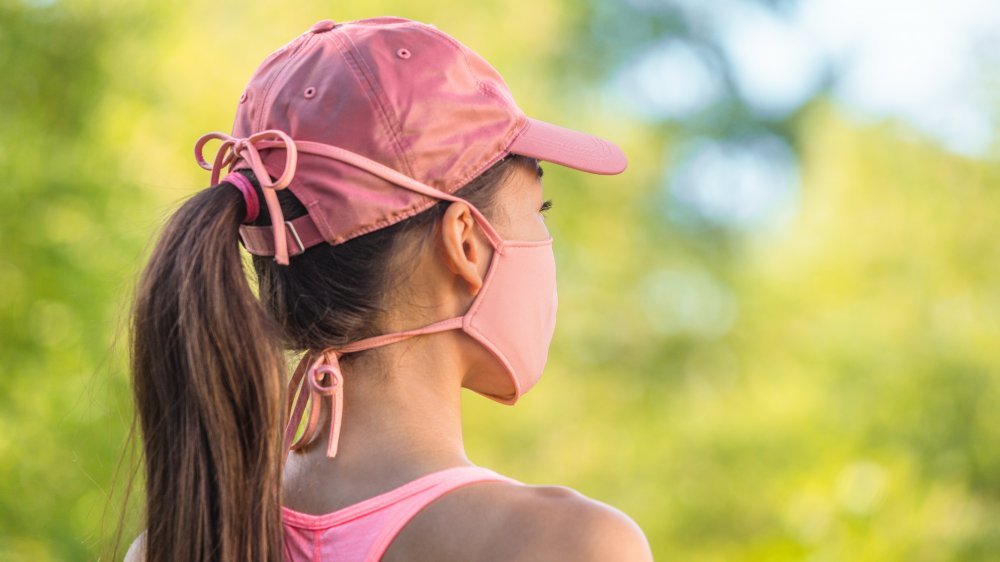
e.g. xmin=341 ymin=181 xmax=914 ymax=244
xmin=282 ymin=331 xmax=474 ymax=494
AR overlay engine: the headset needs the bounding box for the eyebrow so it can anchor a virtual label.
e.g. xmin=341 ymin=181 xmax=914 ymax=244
xmin=537 ymin=165 xmax=544 ymax=179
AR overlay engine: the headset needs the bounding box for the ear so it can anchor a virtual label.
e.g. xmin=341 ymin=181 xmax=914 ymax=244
xmin=440 ymin=200 xmax=486 ymax=296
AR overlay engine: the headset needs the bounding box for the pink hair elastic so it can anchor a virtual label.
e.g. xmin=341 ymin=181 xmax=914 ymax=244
xmin=221 ymin=171 xmax=260 ymax=224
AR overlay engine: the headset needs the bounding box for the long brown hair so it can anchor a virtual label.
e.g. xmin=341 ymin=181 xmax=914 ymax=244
xmin=114 ymin=153 xmax=536 ymax=561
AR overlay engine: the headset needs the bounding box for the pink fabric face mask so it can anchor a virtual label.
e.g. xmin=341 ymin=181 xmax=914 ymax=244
xmin=280 ymin=147 xmax=557 ymax=459
xmin=458 ymin=224 xmax=557 ymax=403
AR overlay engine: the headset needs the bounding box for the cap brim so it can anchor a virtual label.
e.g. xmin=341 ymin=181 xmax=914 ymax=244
xmin=507 ymin=117 xmax=627 ymax=175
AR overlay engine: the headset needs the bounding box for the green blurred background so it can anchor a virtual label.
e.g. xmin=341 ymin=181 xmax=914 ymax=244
xmin=2 ymin=0 xmax=999 ymax=560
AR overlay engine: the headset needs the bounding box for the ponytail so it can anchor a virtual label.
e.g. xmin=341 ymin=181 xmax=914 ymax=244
xmin=115 ymin=156 xmax=533 ymax=560
xmin=128 ymin=177 xmax=288 ymax=561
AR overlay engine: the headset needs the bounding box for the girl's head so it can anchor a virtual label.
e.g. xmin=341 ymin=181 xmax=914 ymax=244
xmin=248 ymin=150 xmax=550 ymax=395
xmin=122 ymin=16 xmax=625 ymax=562
xmin=249 ymin=152 xmax=546 ymax=351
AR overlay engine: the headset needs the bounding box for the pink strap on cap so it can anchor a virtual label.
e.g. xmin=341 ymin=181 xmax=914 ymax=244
xmin=221 ymin=171 xmax=260 ymax=224
xmin=195 ymin=129 xmax=298 ymax=265
xmin=284 ymin=316 xmax=464 ymax=459
xmin=194 ymin=132 xmax=509 ymax=265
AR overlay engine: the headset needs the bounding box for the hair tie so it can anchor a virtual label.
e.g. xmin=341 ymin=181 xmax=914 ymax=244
xmin=221 ymin=171 xmax=260 ymax=224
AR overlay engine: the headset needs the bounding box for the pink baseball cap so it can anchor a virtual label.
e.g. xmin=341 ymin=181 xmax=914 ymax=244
xmin=194 ymin=16 xmax=627 ymax=265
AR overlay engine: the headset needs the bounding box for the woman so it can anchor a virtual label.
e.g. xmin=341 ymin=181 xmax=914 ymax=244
xmin=122 ymin=15 xmax=651 ymax=562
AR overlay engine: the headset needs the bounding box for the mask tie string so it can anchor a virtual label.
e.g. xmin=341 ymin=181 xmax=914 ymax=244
xmin=283 ymin=316 xmax=464 ymax=459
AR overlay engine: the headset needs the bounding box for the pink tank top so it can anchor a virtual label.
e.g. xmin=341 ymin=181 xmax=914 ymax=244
xmin=281 ymin=465 xmax=522 ymax=562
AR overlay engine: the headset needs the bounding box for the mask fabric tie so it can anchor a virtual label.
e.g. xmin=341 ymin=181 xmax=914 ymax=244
xmin=283 ymin=316 xmax=464 ymax=459
xmin=283 ymin=349 xmax=345 ymax=458
xmin=194 ymin=129 xmax=299 ymax=265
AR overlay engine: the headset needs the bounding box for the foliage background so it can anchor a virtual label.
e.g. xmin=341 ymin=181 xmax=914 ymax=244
xmin=1 ymin=0 xmax=997 ymax=560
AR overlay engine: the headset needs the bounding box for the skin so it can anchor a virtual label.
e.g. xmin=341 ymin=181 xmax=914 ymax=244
xmin=126 ymin=161 xmax=653 ymax=561
xmin=283 ymin=161 xmax=652 ymax=561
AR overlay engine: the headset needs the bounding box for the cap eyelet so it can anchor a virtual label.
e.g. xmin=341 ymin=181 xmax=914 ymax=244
xmin=396 ymin=47 xmax=411 ymax=59
xmin=303 ymin=86 xmax=317 ymax=99
xmin=239 ymin=90 xmax=248 ymax=103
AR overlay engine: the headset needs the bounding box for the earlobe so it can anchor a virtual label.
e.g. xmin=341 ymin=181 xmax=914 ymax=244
xmin=441 ymin=201 xmax=485 ymax=296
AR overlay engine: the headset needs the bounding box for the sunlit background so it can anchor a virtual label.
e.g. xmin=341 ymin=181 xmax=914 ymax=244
xmin=2 ymin=0 xmax=999 ymax=560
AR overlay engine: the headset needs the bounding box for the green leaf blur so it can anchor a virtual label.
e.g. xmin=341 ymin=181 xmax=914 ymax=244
xmin=1 ymin=1 xmax=997 ymax=560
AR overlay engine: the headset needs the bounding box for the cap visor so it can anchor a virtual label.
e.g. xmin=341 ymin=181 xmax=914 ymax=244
xmin=507 ymin=117 xmax=627 ymax=175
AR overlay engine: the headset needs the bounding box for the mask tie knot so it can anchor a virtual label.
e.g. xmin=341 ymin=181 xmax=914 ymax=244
xmin=194 ymin=129 xmax=299 ymax=265
xmin=284 ymin=348 xmax=345 ymax=458
xmin=283 ymin=317 xmax=466 ymax=460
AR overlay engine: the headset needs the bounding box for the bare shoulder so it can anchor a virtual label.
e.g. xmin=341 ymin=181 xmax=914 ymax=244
xmin=498 ymin=482 xmax=654 ymax=562
xmin=123 ymin=530 xmax=146 ymax=562
xmin=386 ymin=479 xmax=653 ymax=562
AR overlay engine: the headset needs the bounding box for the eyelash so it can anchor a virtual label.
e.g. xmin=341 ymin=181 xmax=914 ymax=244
xmin=539 ymin=199 xmax=553 ymax=215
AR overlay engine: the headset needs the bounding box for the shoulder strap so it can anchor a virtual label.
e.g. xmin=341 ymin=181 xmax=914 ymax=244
xmin=363 ymin=466 xmax=521 ymax=562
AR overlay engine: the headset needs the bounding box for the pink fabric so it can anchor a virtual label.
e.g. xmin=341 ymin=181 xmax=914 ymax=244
xmin=462 ymin=235 xmax=557 ymax=400
xmin=196 ymin=133 xmax=510 ymax=261
xmin=281 ymin=465 xmax=521 ymax=562
xmin=195 ymin=129 xmax=298 ymax=263
xmin=193 ymin=16 xmax=627 ymax=266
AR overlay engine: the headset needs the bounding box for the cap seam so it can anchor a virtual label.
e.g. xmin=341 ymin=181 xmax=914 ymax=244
xmin=504 ymin=115 xmax=533 ymax=152
xmin=449 ymin=137 xmax=513 ymax=191
xmin=424 ymin=27 xmax=519 ymax=112
xmin=305 ymin=199 xmax=335 ymax=247
xmin=333 ymin=27 xmax=416 ymax=178
xmin=253 ymin=32 xmax=317 ymax=133
xmin=330 ymin=196 xmax=440 ymax=244
xmin=423 ymin=26 xmax=482 ymax=94
xmin=437 ymin=29 xmax=529 ymax=191
xmin=477 ymin=81 xmax=517 ymax=110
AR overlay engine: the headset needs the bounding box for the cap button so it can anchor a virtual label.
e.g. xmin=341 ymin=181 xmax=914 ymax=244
xmin=309 ymin=19 xmax=337 ymax=33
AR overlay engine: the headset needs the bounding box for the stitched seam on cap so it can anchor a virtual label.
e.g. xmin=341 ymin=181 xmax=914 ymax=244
xmin=334 ymin=28 xmax=416 ymax=178
xmin=423 ymin=27 xmax=510 ymax=110
xmin=254 ymin=33 xmax=317 ymax=132
xmin=446 ymin=111 xmax=527 ymax=192
xmin=345 ymin=30 xmax=415 ymax=177
xmin=477 ymin=81 xmax=516 ymax=109
xmin=306 ymin=199 xmax=336 ymax=245
xmin=331 ymin=196 xmax=438 ymax=244
xmin=423 ymin=26 xmax=478 ymax=88
xmin=322 ymin=110 xmax=515 ymax=245
xmin=421 ymin=26 xmax=522 ymax=186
